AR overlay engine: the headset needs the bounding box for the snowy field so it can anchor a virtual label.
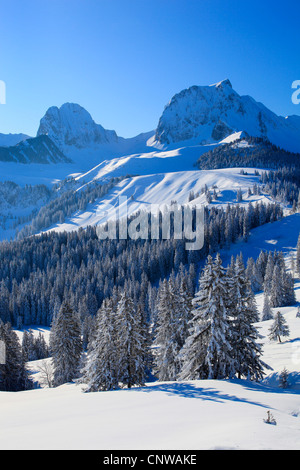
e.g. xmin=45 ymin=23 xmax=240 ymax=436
xmin=0 ymin=375 xmax=299 ymax=450
xmin=42 ymin=167 xmax=274 ymax=236
xmin=1 ymin=269 xmax=300 ymax=449
xmin=1 ymin=204 xmax=300 ymax=450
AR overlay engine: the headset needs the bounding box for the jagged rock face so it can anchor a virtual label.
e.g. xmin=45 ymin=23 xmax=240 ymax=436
xmin=37 ymin=103 xmax=118 ymax=152
xmin=0 ymin=135 xmax=71 ymax=164
xmin=154 ymin=79 xmax=300 ymax=153
xmin=211 ymin=120 xmax=234 ymax=141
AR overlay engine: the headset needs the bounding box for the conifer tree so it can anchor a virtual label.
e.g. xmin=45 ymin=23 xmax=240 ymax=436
xmin=177 ymin=274 xmax=194 ymax=350
xmin=246 ymin=257 xmax=263 ymax=292
xmin=279 ymin=367 xmax=289 ymax=389
xmin=0 ymin=321 xmax=33 ymax=391
xmin=34 ymin=332 xmax=49 ymax=360
xmin=115 ymin=291 xmax=146 ymax=388
xmin=82 ymin=298 xmax=118 ymax=392
xmin=269 ymin=264 xmax=296 ymax=308
xmin=22 ymin=329 xmax=36 ymax=361
xmin=268 ymin=311 xmax=290 ymax=343
xmin=281 ymin=271 xmax=296 ymax=306
xmin=262 ymin=294 xmax=273 ymax=321
xmin=230 ymin=256 xmax=267 ymax=381
xmin=154 ymin=279 xmax=182 ymax=381
xmin=50 ymin=301 xmax=82 ymax=387
xmin=180 ymin=254 xmax=234 ymax=380
xmin=264 ymin=252 xmax=275 ymax=295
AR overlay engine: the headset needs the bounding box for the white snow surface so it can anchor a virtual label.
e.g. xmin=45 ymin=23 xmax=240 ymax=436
xmin=1 ymin=216 xmax=300 ymax=450
xmin=43 ymin=167 xmax=273 ymax=235
xmin=0 ymin=375 xmax=299 ymax=450
xmin=2 ymin=296 xmax=300 ymax=450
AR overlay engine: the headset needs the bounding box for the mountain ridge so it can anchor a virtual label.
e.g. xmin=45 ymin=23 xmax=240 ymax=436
xmin=0 ymin=135 xmax=71 ymax=164
xmin=154 ymin=79 xmax=300 ymax=153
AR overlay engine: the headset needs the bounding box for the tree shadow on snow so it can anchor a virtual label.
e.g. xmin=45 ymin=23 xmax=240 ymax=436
xmin=138 ymin=380 xmax=272 ymax=408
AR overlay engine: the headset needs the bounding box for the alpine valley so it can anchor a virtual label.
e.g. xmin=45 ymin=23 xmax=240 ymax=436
xmin=1 ymin=80 xmax=300 ymax=450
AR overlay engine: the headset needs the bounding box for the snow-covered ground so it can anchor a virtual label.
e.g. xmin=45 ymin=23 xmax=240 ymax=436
xmin=0 ymin=375 xmax=299 ymax=450
xmin=1 ymin=222 xmax=300 ymax=450
xmin=1 ymin=295 xmax=300 ymax=451
xmin=0 ymin=159 xmax=299 ymax=450
xmin=42 ymin=167 xmax=275 ymax=236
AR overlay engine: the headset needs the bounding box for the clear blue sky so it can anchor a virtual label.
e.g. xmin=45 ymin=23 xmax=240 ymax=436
xmin=0 ymin=0 xmax=299 ymax=137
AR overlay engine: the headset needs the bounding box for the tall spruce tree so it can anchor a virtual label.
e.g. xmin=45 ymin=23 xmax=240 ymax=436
xmin=154 ymin=278 xmax=181 ymax=381
xmin=230 ymin=256 xmax=267 ymax=381
xmin=82 ymin=298 xmax=119 ymax=392
xmin=269 ymin=264 xmax=296 ymax=308
xmin=50 ymin=301 xmax=82 ymax=387
xmin=0 ymin=321 xmax=33 ymax=391
xmin=262 ymin=294 xmax=273 ymax=321
xmin=179 ymin=254 xmax=234 ymax=380
xmin=268 ymin=311 xmax=290 ymax=343
xmin=115 ymin=291 xmax=147 ymax=388
xmin=264 ymin=252 xmax=275 ymax=295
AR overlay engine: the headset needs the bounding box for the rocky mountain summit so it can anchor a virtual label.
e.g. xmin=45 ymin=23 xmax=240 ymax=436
xmin=37 ymin=102 xmax=118 ymax=152
xmin=154 ymin=79 xmax=300 ymax=153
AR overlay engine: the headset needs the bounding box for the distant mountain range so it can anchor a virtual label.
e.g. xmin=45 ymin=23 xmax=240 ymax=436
xmin=0 ymin=80 xmax=300 ymax=172
xmin=1 ymin=79 xmax=300 ymax=168
xmin=0 ymin=135 xmax=71 ymax=164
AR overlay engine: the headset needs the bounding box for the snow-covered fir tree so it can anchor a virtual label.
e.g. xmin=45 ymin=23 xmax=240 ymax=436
xmin=154 ymin=278 xmax=183 ymax=381
xmin=281 ymin=270 xmax=296 ymax=306
xmin=115 ymin=290 xmax=147 ymax=388
xmin=279 ymin=367 xmax=289 ymax=389
xmin=268 ymin=311 xmax=290 ymax=343
xmin=0 ymin=320 xmax=33 ymax=391
xmin=245 ymin=257 xmax=263 ymax=293
xmin=264 ymin=252 xmax=275 ymax=295
xmin=177 ymin=271 xmax=194 ymax=351
xmin=230 ymin=255 xmax=267 ymax=381
xmin=179 ymin=254 xmax=234 ymax=381
xmin=82 ymin=298 xmax=119 ymax=392
xmin=255 ymin=250 xmax=268 ymax=282
xmin=22 ymin=329 xmax=49 ymax=362
xmin=262 ymin=294 xmax=273 ymax=321
xmin=34 ymin=332 xmax=49 ymax=360
xmin=22 ymin=329 xmax=36 ymax=362
xmin=50 ymin=301 xmax=82 ymax=387
xmin=269 ymin=264 xmax=296 ymax=308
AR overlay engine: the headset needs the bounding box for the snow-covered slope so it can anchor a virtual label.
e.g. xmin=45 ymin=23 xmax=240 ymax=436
xmin=0 ymin=135 xmax=71 ymax=164
xmin=42 ymin=167 xmax=273 ymax=235
xmin=155 ymin=79 xmax=300 ymax=153
xmin=0 ymin=375 xmax=299 ymax=450
xmin=3 ymin=269 xmax=300 ymax=450
xmin=1 ymin=188 xmax=300 ymax=451
xmin=36 ymin=102 xmax=156 ymax=170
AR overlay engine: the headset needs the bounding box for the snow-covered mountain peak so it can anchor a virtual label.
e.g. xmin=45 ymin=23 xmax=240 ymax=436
xmin=154 ymin=80 xmax=300 ymax=153
xmin=211 ymin=78 xmax=233 ymax=89
xmin=37 ymin=102 xmax=118 ymax=152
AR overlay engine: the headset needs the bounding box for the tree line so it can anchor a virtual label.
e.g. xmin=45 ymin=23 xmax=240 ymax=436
xmin=0 ymin=200 xmax=283 ymax=329
xmin=0 ymin=241 xmax=297 ymax=391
